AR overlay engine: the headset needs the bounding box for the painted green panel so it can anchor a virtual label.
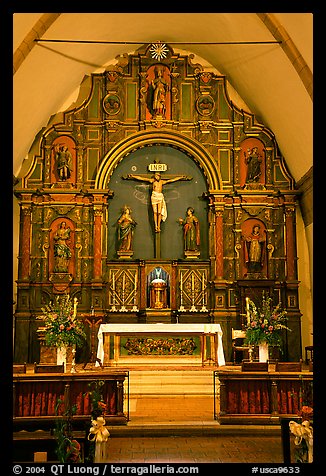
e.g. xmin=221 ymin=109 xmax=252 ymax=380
xmin=219 ymin=150 xmax=230 ymax=181
xmin=126 ymin=83 xmax=137 ymax=119
xmin=88 ymin=130 xmax=99 ymax=140
xmin=181 ymin=83 xmax=192 ymax=121
xmin=219 ymin=131 xmax=229 ymax=142
xmin=87 ymin=148 xmax=99 ymax=180
xmin=218 ymin=83 xmax=230 ymax=120
xmin=29 ymin=163 xmax=41 ymax=180
xmin=275 ymin=164 xmax=288 ymax=184
xmin=88 ymin=82 xmax=99 ymax=118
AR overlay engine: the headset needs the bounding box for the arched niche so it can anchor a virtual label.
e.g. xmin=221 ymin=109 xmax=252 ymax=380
xmin=241 ymin=218 xmax=267 ymax=278
xmin=96 ymin=130 xmax=222 ymax=260
xmin=106 ymin=144 xmax=210 ymax=260
xmin=49 ymin=217 xmax=75 ymax=275
xmin=95 ymin=129 xmax=222 ymax=192
xmin=147 ymin=266 xmax=170 ymax=309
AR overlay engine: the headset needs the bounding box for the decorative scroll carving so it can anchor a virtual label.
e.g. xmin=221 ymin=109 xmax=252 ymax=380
xmin=178 ymin=268 xmax=208 ymax=312
xmin=109 ymin=268 xmax=138 ymax=312
xmin=123 ymin=336 xmax=197 ymax=355
xmin=13 ymin=42 xmax=300 ymax=365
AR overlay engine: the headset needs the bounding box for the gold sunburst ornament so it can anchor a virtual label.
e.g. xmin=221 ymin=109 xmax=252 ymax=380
xmin=149 ymin=42 xmax=169 ymax=60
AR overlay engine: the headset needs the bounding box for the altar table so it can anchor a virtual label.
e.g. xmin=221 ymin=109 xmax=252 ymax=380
xmin=96 ymin=323 xmax=225 ymax=367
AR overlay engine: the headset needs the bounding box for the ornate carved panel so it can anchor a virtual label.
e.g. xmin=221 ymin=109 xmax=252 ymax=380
xmin=13 ymin=42 xmax=301 ymax=363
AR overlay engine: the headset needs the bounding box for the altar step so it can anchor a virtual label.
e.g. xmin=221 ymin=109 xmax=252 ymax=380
xmin=127 ymin=369 xmax=216 ymax=397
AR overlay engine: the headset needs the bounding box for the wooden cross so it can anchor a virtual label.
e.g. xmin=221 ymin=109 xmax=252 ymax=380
xmin=123 ymin=170 xmax=192 ymax=258
xmin=83 ymin=307 xmax=103 ymax=369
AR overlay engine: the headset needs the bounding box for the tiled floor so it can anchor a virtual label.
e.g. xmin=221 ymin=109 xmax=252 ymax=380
xmin=106 ymin=434 xmax=284 ymax=463
xmin=106 ymin=387 xmax=284 ymax=463
xmin=128 ymin=396 xmax=216 ymax=423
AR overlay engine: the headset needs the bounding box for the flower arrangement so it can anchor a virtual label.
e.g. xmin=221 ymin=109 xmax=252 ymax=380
xmin=85 ymin=380 xmax=109 ymax=463
xmin=39 ymin=293 xmax=86 ymax=348
xmin=54 ymin=398 xmax=82 ymax=463
xmin=289 ymin=417 xmax=313 ymax=463
xmin=244 ymin=293 xmax=290 ymax=346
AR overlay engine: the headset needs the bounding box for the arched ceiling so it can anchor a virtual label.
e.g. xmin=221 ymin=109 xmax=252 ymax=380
xmin=13 ymin=12 xmax=313 ymax=185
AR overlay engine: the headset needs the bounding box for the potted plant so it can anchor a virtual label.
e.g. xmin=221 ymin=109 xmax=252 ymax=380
xmin=244 ymin=293 xmax=290 ymax=361
xmin=38 ymin=292 xmax=86 ymax=370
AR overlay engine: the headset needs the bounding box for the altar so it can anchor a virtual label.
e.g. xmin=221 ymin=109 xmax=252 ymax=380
xmin=96 ymin=323 xmax=225 ymax=367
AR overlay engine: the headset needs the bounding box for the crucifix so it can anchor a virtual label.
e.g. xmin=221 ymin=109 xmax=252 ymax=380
xmin=83 ymin=306 xmax=103 ymax=370
xmin=123 ymin=168 xmax=192 ymax=258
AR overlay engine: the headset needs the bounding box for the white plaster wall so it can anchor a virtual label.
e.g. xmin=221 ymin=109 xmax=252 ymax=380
xmin=297 ymin=210 xmax=313 ymax=355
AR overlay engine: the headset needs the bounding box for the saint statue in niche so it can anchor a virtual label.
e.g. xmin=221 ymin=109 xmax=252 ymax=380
xmin=123 ymin=171 xmax=192 ymax=233
xmin=53 ymin=221 xmax=72 ymax=272
xmin=55 ymin=144 xmax=73 ymax=181
xmin=244 ymin=146 xmax=262 ymax=183
xmin=147 ymin=66 xmax=169 ymax=118
xmin=243 ymin=224 xmax=266 ymax=274
xmin=117 ymin=205 xmax=137 ymax=252
xmin=178 ymin=207 xmax=200 ymax=253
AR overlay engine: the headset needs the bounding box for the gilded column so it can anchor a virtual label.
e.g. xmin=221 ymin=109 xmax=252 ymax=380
xmin=139 ymin=260 xmax=146 ymax=310
xmin=285 ymin=206 xmax=296 ymax=281
xmin=93 ymin=208 xmax=103 ymax=281
xmin=20 ymin=206 xmax=32 ymax=280
xmin=214 ymin=206 xmax=224 ymax=280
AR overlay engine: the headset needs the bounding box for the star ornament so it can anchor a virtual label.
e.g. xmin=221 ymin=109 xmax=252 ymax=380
xmin=149 ymin=43 xmax=169 ymax=61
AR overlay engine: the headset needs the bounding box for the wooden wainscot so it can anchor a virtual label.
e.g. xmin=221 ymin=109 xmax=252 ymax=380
xmin=215 ymin=368 xmax=313 ymax=425
xmin=13 ymin=371 xmax=129 ymax=433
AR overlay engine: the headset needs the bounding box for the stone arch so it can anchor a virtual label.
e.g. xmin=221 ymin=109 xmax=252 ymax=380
xmin=95 ymin=129 xmax=223 ymax=192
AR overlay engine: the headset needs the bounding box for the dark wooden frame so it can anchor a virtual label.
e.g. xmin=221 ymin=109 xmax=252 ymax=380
xmin=13 ymin=371 xmax=129 ymax=432
xmin=214 ymin=369 xmax=313 ymax=424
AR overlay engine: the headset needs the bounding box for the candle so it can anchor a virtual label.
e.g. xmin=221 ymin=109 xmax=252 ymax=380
xmin=191 ymin=274 xmax=194 ymax=292
xmin=180 ymin=273 xmax=183 ymax=291
xmin=73 ymin=297 xmax=78 ymax=319
xmin=246 ymin=297 xmax=250 ymax=325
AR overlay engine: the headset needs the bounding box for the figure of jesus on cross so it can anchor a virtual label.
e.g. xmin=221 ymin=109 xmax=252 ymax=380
xmin=123 ymin=171 xmax=192 ymax=233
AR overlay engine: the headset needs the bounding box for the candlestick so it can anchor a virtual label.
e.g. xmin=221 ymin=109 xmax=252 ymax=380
xmin=112 ymin=272 xmax=116 ymax=307
xmin=246 ymin=297 xmax=250 ymax=325
xmin=134 ymin=271 xmax=138 ymax=304
xmin=202 ymin=273 xmax=205 ymax=305
xmin=70 ymin=345 xmax=77 ymax=373
xmin=73 ymin=297 xmax=78 ymax=319
xmin=122 ymin=273 xmax=126 ymax=306
xmin=190 ymin=273 xmax=197 ymax=311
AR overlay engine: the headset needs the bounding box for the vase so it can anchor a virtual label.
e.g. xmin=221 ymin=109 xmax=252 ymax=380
xmin=258 ymin=342 xmax=269 ymax=362
xmin=57 ymin=346 xmax=68 ymax=371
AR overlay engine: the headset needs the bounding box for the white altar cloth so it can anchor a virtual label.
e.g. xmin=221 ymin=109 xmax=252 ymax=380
xmin=96 ymin=323 xmax=225 ymax=366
